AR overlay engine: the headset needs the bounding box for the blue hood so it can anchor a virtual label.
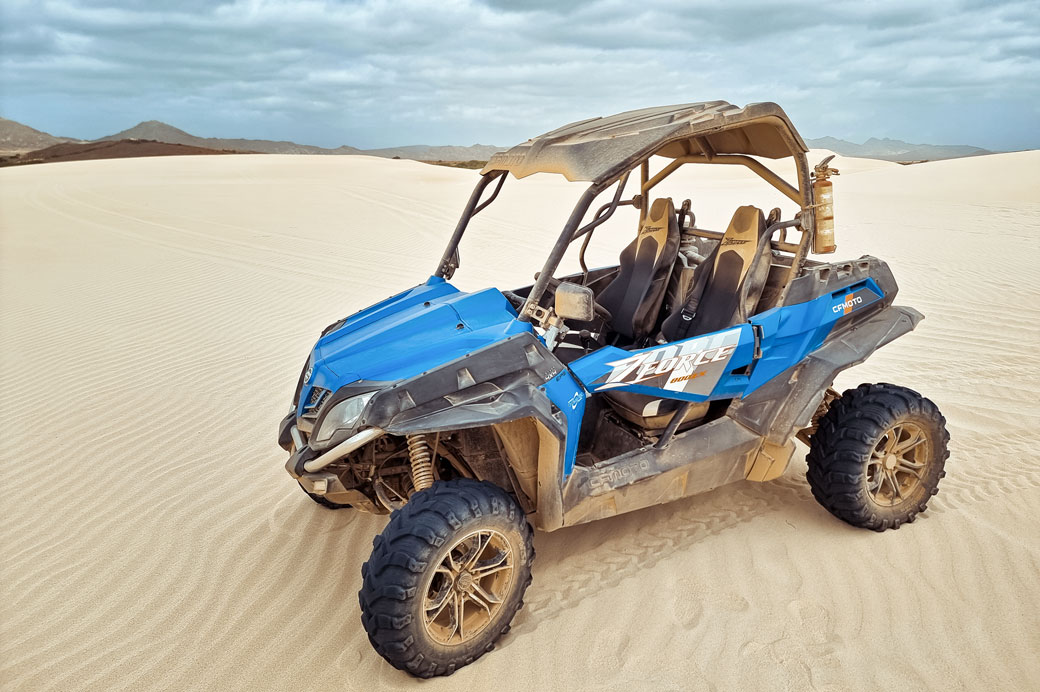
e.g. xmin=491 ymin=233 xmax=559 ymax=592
xmin=305 ymin=277 xmax=533 ymax=396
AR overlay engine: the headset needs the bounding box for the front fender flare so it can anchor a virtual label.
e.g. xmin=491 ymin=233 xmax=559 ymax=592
xmin=359 ymin=331 xmax=572 ymax=531
xmin=383 ymin=381 xmax=557 ymax=435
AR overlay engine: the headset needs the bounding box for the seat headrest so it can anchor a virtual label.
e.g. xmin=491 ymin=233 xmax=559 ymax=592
xmin=637 ymin=198 xmax=676 ymax=263
xmin=717 ymin=205 xmax=765 ymax=283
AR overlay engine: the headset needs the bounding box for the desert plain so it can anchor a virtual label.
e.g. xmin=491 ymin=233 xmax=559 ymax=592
xmin=1 ymin=149 xmax=1038 ymax=691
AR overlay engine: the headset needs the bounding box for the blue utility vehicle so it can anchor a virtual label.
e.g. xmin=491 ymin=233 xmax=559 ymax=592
xmin=277 ymin=102 xmax=949 ymax=677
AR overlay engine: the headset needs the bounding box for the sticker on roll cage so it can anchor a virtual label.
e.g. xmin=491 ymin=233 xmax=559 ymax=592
xmin=591 ymin=327 xmax=742 ymax=396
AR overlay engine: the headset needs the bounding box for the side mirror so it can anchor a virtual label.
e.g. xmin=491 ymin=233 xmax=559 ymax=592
xmin=554 ymin=282 xmax=595 ymax=322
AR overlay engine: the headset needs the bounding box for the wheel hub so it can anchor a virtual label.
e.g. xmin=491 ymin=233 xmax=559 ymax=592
xmin=422 ymin=529 xmax=514 ymax=646
xmin=867 ymin=421 xmax=931 ymax=507
xmin=456 ymin=571 xmax=474 ymax=591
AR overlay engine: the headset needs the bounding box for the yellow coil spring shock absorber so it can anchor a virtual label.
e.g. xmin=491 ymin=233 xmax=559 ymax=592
xmin=406 ymin=433 xmax=435 ymax=491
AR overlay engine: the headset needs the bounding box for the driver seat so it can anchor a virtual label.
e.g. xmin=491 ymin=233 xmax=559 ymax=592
xmin=597 ymin=198 xmax=680 ymax=342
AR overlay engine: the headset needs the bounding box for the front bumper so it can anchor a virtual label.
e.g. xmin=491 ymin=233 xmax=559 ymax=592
xmin=284 ymin=456 xmax=383 ymax=513
xmin=280 ymin=415 xmax=387 ymax=513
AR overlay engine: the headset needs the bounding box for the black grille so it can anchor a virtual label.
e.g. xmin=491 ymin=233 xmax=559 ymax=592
xmin=302 ymin=387 xmax=331 ymax=417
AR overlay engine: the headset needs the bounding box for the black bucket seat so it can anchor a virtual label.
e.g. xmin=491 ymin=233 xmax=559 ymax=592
xmin=604 ymin=205 xmax=772 ymax=431
xmin=597 ymin=198 xmax=680 ymax=343
xmin=661 ymin=205 xmax=772 ymax=342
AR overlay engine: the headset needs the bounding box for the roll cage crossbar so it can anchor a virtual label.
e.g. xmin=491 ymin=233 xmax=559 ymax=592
xmin=434 ymin=140 xmax=814 ymax=323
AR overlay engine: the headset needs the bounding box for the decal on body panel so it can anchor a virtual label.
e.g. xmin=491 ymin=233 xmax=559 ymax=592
xmin=592 ymin=327 xmax=742 ymax=396
xmin=831 ymin=284 xmax=882 ymax=316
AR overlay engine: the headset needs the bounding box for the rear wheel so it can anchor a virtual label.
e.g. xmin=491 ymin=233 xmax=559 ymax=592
xmin=806 ymin=383 xmax=949 ymax=531
xmin=359 ymin=478 xmax=534 ymax=677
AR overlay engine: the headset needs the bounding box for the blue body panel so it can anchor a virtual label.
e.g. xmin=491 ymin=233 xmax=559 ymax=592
xmin=569 ymin=277 xmax=883 ymax=403
xmin=749 ymin=277 xmax=883 ymax=390
xmin=302 ymin=273 xmax=883 ymax=473
xmin=539 ymin=370 xmax=587 ymax=476
xmin=568 ymin=325 xmax=757 ymax=401
xmin=298 ymin=277 xmax=533 ymax=416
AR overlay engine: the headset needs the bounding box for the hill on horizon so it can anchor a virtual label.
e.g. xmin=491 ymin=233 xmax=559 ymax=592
xmin=0 ymin=139 xmax=251 ymax=167
xmin=363 ymin=143 xmax=505 ymax=161
xmin=0 ymin=117 xmax=81 ymax=153
xmin=804 ymin=136 xmax=991 ymax=162
xmin=99 ymin=120 xmax=502 ymax=160
xmin=99 ymin=120 xmax=363 ymax=156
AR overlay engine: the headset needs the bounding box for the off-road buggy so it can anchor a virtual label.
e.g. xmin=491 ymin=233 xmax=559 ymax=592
xmin=277 ymin=102 xmax=950 ymax=677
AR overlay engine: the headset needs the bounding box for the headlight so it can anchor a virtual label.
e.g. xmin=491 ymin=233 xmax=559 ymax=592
xmin=313 ymin=392 xmax=375 ymax=445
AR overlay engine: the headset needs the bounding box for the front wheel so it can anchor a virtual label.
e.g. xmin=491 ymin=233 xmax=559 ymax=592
xmin=806 ymin=383 xmax=949 ymax=531
xmin=359 ymin=478 xmax=534 ymax=677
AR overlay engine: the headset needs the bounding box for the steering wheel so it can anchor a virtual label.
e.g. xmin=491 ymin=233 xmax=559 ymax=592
xmin=501 ymin=290 xmax=527 ymax=311
xmin=591 ymin=297 xmax=613 ymax=322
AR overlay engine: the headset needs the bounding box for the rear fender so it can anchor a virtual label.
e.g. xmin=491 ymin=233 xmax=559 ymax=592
xmin=733 ymin=303 xmax=923 ymax=480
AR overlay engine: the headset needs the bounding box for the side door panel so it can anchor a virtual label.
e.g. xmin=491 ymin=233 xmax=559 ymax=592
xmin=568 ymin=277 xmax=885 ymax=402
xmin=569 ymin=325 xmax=756 ymax=402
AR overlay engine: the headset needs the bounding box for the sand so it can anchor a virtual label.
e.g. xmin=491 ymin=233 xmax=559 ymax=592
xmin=1 ymin=151 xmax=1038 ymax=691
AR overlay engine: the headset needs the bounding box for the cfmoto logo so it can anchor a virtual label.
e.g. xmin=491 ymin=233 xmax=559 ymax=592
xmin=832 ymin=294 xmax=863 ymax=315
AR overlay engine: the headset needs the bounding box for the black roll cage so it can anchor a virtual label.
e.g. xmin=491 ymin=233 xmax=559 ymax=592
xmin=434 ymin=140 xmax=814 ymax=323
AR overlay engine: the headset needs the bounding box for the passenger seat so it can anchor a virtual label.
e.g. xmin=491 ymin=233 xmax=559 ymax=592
xmin=661 ymin=205 xmax=772 ymax=341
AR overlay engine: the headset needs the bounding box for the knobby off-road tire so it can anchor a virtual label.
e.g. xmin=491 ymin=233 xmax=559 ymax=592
xmin=296 ymin=481 xmax=352 ymax=509
xmin=359 ymin=478 xmax=534 ymax=677
xmin=807 ymin=383 xmax=949 ymax=531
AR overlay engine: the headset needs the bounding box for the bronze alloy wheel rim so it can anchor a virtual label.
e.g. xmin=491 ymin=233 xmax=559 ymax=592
xmin=866 ymin=421 xmax=931 ymax=507
xmin=422 ymin=529 xmax=514 ymax=646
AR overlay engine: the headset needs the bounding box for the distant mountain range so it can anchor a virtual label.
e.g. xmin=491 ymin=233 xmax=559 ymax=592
xmin=0 ymin=116 xmax=994 ymax=164
xmin=362 ymin=143 xmax=506 ymax=161
xmin=0 ymin=117 xmax=503 ymax=162
xmin=804 ymin=136 xmax=991 ymax=162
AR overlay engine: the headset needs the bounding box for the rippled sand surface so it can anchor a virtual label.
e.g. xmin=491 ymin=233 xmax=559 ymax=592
xmin=2 ymin=151 xmax=1038 ymax=690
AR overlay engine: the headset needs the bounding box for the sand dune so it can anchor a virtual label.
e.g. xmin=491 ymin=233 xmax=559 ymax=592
xmin=1 ymin=151 xmax=1038 ymax=691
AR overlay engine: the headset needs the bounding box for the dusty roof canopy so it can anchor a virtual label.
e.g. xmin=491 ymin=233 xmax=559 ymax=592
xmin=482 ymin=101 xmax=808 ymax=183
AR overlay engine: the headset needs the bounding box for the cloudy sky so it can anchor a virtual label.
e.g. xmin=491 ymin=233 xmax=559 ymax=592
xmin=2 ymin=0 xmax=1038 ymax=150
